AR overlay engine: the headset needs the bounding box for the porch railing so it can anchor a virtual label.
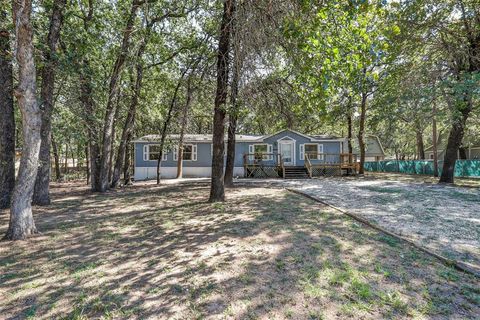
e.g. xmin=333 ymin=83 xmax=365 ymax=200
xmin=305 ymin=154 xmax=313 ymax=178
xmin=339 ymin=153 xmax=358 ymax=170
xmin=243 ymin=152 xmax=358 ymax=177
xmin=304 ymin=153 xmax=340 ymax=164
xmin=305 ymin=153 xmax=358 ymax=176
xmin=243 ymin=153 xmax=282 ymax=166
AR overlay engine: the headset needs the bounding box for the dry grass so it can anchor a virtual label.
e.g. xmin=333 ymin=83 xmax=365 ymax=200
xmin=0 ymin=181 xmax=479 ymax=319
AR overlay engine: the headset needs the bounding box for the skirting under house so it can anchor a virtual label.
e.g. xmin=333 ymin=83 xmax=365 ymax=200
xmin=134 ymin=166 xmax=245 ymax=180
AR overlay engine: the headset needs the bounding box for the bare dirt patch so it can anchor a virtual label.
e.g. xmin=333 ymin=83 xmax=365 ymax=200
xmin=0 ymin=181 xmax=479 ymax=319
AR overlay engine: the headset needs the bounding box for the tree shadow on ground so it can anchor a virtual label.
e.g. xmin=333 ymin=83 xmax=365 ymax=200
xmin=0 ymin=181 xmax=478 ymax=319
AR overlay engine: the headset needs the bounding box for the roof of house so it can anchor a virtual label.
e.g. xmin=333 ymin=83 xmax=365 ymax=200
xmin=133 ymin=134 xmax=264 ymax=143
xmin=133 ymin=130 xmax=382 ymax=155
xmin=133 ymin=130 xmax=344 ymax=143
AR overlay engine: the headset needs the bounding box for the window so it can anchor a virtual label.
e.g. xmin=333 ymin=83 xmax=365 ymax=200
xmin=255 ymin=144 xmax=274 ymax=160
xmin=304 ymin=144 xmax=318 ymax=160
xmin=174 ymin=144 xmax=197 ymax=161
xmin=147 ymin=145 xmax=167 ymax=161
xmin=183 ymin=144 xmax=193 ymax=160
xmin=300 ymin=143 xmax=324 ymax=160
xmin=248 ymin=144 xmax=273 ymax=161
xmin=254 ymin=144 xmax=268 ymax=160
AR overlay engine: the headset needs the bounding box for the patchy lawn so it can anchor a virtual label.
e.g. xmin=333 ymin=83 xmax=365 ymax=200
xmin=282 ymin=175 xmax=480 ymax=274
xmin=0 ymin=181 xmax=479 ymax=319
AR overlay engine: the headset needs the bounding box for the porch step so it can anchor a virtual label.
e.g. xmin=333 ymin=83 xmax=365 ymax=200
xmin=283 ymin=166 xmax=310 ymax=179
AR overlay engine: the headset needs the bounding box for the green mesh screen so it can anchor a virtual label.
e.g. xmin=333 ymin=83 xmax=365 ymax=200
xmin=364 ymin=160 xmax=480 ymax=178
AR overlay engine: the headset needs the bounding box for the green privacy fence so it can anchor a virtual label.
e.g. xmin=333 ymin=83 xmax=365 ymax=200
xmin=364 ymin=160 xmax=480 ymax=178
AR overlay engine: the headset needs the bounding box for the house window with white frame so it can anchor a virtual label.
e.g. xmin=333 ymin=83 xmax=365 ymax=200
xmin=174 ymin=144 xmax=197 ymax=161
xmin=183 ymin=144 xmax=194 ymax=160
xmin=302 ymin=143 xmax=324 ymax=160
xmin=254 ymin=144 xmax=268 ymax=160
xmin=255 ymin=144 xmax=274 ymax=160
xmin=147 ymin=145 xmax=167 ymax=161
xmin=304 ymin=144 xmax=318 ymax=160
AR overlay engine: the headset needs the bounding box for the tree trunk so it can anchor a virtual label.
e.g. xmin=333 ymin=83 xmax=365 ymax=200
xmin=79 ymin=60 xmax=101 ymax=191
xmin=439 ymin=106 xmax=471 ymax=183
xmin=415 ymin=127 xmax=425 ymax=160
xmin=32 ymin=0 xmax=66 ymax=206
xmin=72 ymin=148 xmax=75 ymax=168
xmin=64 ymin=143 xmax=69 ymax=174
xmin=432 ymin=101 xmax=438 ymax=177
xmin=85 ymin=144 xmax=89 ymax=183
xmin=176 ymin=140 xmax=184 ymax=179
xmin=111 ymin=36 xmax=146 ymax=188
xmin=4 ymin=0 xmax=41 ymax=240
xmin=224 ymin=110 xmax=237 ymax=187
xmin=224 ymin=52 xmax=240 ymax=187
xmin=98 ymin=0 xmax=140 ymax=192
xmin=459 ymin=146 xmax=467 ymax=159
xmin=156 ymin=69 xmax=188 ymax=184
xmin=347 ymin=108 xmax=353 ymax=155
xmin=209 ymin=0 xmax=235 ymax=202
xmin=108 ymin=91 xmax=121 ymax=184
xmin=0 ymin=10 xmax=15 ymax=209
xmin=176 ymin=76 xmax=194 ymax=179
xmin=357 ymin=92 xmax=367 ymax=175
xmin=123 ymin=132 xmax=132 ymax=185
xmin=51 ymin=132 xmax=61 ymax=180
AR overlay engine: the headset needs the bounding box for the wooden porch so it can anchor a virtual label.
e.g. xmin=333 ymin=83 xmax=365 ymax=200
xmin=243 ymin=153 xmax=358 ymax=179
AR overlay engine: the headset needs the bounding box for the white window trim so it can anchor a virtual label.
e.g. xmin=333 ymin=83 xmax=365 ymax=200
xmin=301 ymin=143 xmax=324 ymax=161
xmin=250 ymin=143 xmax=273 ymax=161
xmin=174 ymin=144 xmax=197 ymax=161
xmin=146 ymin=144 xmax=167 ymax=161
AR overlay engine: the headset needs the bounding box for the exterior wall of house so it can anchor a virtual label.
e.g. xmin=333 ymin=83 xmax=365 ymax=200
xmin=134 ymin=141 xmax=247 ymax=180
xmin=425 ymin=150 xmax=445 ymax=161
xmin=261 ymin=131 xmax=342 ymax=166
xmin=425 ymin=147 xmax=480 ymax=161
xmin=470 ymin=148 xmax=480 ymax=159
xmin=348 ymin=136 xmax=385 ymax=159
xmin=133 ymin=129 xmax=344 ymax=180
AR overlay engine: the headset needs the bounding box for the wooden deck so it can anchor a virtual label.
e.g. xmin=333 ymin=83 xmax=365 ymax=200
xmin=243 ymin=153 xmax=358 ymax=179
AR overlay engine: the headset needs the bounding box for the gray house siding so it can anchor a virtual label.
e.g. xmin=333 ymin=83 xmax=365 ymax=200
xmin=133 ymin=129 xmax=348 ymax=180
xmin=261 ymin=130 xmax=342 ymax=166
xmin=135 ymin=141 xmax=250 ymax=168
xmin=135 ymin=142 xmax=212 ymax=168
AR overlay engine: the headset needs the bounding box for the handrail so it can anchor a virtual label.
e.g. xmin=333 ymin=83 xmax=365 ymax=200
xmin=243 ymin=153 xmax=358 ymax=167
xmin=304 ymin=153 xmax=312 ymax=178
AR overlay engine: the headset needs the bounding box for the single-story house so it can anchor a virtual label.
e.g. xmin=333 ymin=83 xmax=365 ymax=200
xmin=132 ymin=129 xmax=385 ymax=180
xmin=349 ymin=135 xmax=385 ymax=162
xmin=425 ymin=146 xmax=480 ymax=160
xmin=424 ymin=133 xmax=480 ymax=160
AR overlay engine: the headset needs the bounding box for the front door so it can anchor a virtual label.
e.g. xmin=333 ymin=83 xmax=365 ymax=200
xmin=279 ymin=141 xmax=295 ymax=166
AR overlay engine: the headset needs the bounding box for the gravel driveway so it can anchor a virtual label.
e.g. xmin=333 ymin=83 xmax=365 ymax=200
xmin=250 ymin=176 xmax=480 ymax=273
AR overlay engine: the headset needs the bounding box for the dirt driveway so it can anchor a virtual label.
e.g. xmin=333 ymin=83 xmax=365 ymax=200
xmin=276 ymin=175 xmax=480 ymax=273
